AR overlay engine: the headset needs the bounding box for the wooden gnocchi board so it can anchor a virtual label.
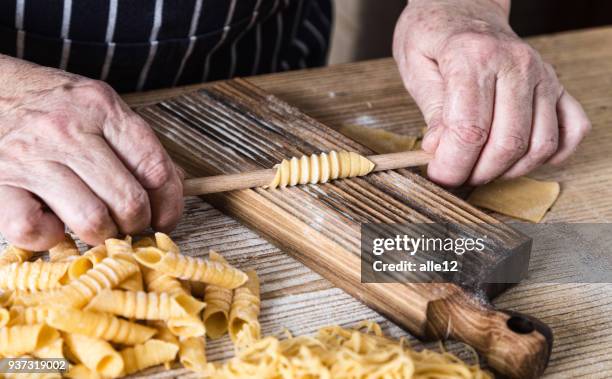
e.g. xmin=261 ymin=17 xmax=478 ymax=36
xmin=136 ymin=78 xmax=551 ymax=378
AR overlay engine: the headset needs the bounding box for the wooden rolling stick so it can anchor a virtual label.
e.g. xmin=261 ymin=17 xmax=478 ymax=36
xmin=184 ymin=149 xmax=432 ymax=196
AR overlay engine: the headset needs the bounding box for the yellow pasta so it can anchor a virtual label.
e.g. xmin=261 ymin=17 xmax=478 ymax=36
xmin=134 ymin=247 xmax=247 ymax=289
xmin=179 ymin=337 xmax=207 ymax=373
xmin=32 ymin=334 xmax=63 ymax=359
xmin=105 ymin=238 xmax=144 ymax=291
xmin=0 ymin=245 xmax=33 ymax=265
xmin=0 ymin=324 xmax=59 ymax=356
xmin=120 ymin=339 xmax=179 ymax=375
xmin=155 ymin=232 xmax=180 ymax=254
xmin=7 ymin=306 xmax=50 ymax=326
xmin=0 ymin=307 xmax=9 ymax=327
xmin=142 ymin=267 xmax=187 ymax=296
xmin=268 ymin=150 xmax=375 ymax=189
xmin=48 ymin=233 xmax=79 ymax=262
xmin=0 ymin=261 xmax=69 ymax=291
xmin=47 ymin=307 xmax=156 ymax=345
xmin=203 ymin=251 xmax=233 ymax=339
xmin=167 ymin=315 xmax=206 ymax=338
xmin=229 ymin=269 xmax=261 ymax=348
xmin=85 ymin=290 xmax=205 ymax=320
xmin=65 ymin=364 xmax=102 ymax=379
xmin=64 ymin=333 xmax=124 ymax=378
xmin=21 ymin=257 xmax=139 ymax=308
xmin=67 ymin=245 xmax=108 ymax=280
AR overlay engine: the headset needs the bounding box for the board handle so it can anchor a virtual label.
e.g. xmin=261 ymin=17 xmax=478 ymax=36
xmin=425 ymin=289 xmax=552 ymax=379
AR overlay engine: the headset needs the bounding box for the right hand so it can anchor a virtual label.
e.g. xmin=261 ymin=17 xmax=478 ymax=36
xmin=0 ymin=57 xmax=184 ymax=250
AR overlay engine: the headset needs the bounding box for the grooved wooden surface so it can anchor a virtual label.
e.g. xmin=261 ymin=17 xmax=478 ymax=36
xmin=123 ymin=27 xmax=612 ymax=378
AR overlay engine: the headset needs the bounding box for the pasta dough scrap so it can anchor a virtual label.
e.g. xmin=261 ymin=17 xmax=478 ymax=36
xmin=0 ymin=261 xmax=69 ymax=291
xmin=0 ymin=245 xmax=33 ymax=265
xmin=105 ymin=238 xmax=144 ymax=291
xmin=0 ymin=323 xmax=59 ymax=356
xmin=229 ymin=269 xmax=261 ymax=348
xmin=134 ymin=247 xmax=247 ymax=289
xmin=119 ymin=339 xmax=179 ymax=375
xmin=179 ymin=336 xmax=207 ymax=373
xmin=48 ymin=234 xmax=79 ymax=262
xmin=85 ymin=289 xmax=205 ymax=320
xmin=21 ymin=257 xmax=138 ymax=308
xmin=268 ymin=150 xmax=376 ymax=189
xmin=64 ymin=333 xmax=124 ymax=378
xmin=47 ymin=307 xmax=156 ymax=345
xmin=339 ymin=124 xmax=419 ymax=153
xmin=468 ymin=177 xmax=561 ymax=223
xmin=203 ymin=251 xmax=233 ymax=339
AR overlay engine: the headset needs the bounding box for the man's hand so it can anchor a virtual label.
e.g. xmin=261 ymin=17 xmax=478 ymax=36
xmin=393 ymin=0 xmax=591 ymax=186
xmin=0 ymin=56 xmax=184 ymax=250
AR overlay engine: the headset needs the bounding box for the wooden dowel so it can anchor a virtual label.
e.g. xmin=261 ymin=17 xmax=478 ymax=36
xmin=183 ymin=150 xmax=433 ymax=196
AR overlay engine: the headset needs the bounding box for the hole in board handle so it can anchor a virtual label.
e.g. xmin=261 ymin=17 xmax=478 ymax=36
xmin=507 ymin=315 xmax=536 ymax=334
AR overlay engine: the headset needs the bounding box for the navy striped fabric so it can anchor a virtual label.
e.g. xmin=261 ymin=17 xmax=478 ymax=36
xmin=0 ymin=0 xmax=332 ymax=92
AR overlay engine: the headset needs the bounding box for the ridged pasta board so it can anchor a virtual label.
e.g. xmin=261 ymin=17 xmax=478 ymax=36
xmin=136 ymin=78 xmax=552 ymax=378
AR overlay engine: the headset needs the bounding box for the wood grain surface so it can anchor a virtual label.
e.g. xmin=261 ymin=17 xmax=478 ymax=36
xmin=122 ymin=27 xmax=612 ymax=379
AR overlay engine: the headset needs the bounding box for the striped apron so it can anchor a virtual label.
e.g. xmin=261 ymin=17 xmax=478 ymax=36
xmin=0 ymin=0 xmax=332 ymax=92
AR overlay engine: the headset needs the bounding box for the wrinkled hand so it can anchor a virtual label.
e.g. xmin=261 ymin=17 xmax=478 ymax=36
xmin=393 ymin=0 xmax=591 ymax=186
xmin=0 ymin=57 xmax=184 ymax=250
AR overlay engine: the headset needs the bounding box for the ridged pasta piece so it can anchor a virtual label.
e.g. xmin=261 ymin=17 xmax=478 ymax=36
xmin=47 ymin=307 xmax=156 ymax=345
xmin=0 ymin=245 xmax=33 ymax=265
xmin=85 ymin=290 xmax=205 ymax=320
xmin=21 ymin=257 xmax=139 ymax=308
xmin=67 ymin=245 xmax=107 ymax=280
xmin=32 ymin=334 xmax=63 ymax=359
xmin=66 ymin=364 xmax=102 ymax=379
xmin=167 ymin=315 xmax=206 ymax=338
xmin=188 ymin=281 xmax=206 ymax=298
xmin=64 ymin=334 xmax=124 ymax=378
xmin=134 ymin=247 xmax=247 ymax=289
xmin=155 ymin=232 xmax=179 ymax=254
xmin=179 ymin=337 xmax=207 ymax=373
xmin=142 ymin=267 xmax=187 ymax=296
xmin=0 ymin=261 xmax=69 ymax=291
xmin=133 ymin=236 xmax=156 ymax=248
xmin=268 ymin=150 xmax=376 ymax=189
xmin=229 ymin=269 xmax=261 ymax=347
xmin=203 ymin=251 xmax=233 ymax=339
xmin=120 ymin=339 xmax=179 ymax=375
xmin=48 ymin=234 xmax=79 ymax=262
xmin=7 ymin=306 xmax=50 ymax=326
xmin=0 ymin=324 xmax=59 ymax=356
xmin=0 ymin=307 xmax=9 ymax=327
xmin=105 ymin=238 xmax=143 ymax=291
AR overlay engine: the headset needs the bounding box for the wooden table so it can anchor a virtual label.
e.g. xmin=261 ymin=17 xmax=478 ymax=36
xmin=0 ymin=26 xmax=607 ymax=378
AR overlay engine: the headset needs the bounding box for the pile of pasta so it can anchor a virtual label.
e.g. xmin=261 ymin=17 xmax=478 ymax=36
xmin=0 ymin=233 xmax=261 ymax=378
xmin=0 ymin=234 xmax=491 ymax=379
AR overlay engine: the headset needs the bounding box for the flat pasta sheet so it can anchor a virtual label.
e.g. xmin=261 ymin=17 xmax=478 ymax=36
xmin=468 ymin=177 xmax=561 ymax=223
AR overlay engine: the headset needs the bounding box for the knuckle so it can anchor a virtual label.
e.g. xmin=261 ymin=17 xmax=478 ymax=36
xmin=493 ymin=134 xmax=528 ymax=160
xmin=532 ymin=139 xmax=558 ymax=161
xmin=75 ymin=80 xmax=116 ymax=109
xmin=580 ymin=119 xmax=593 ymax=135
xmin=80 ymin=203 xmax=111 ymax=236
xmin=138 ymin=154 xmax=173 ymax=189
xmin=117 ymin=190 xmax=149 ymax=221
xmin=451 ymin=123 xmax=489 ymax=148
xmin=9 ymin=207 xmax=44 ymax=242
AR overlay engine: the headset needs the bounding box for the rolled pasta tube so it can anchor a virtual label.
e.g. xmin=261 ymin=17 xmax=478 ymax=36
xmin=21 ymin=257 xmax=139 ymax=308
xmin=83 ymin=245 xmax=108 ymax=264
xmin=7 ymin=306 xmax=50 ymax=326
xmin=0 ymin=307 xmax=9 ymax=327
xmin=32 ymin=334 xmax=63 ymax=359
xmin=142 ymin=267 xmax=186 ymax=296
xmin=167 ymin=315 xmax=206 ymax=338
xmin=47 ymin=307 xmax=156 ymax=345
xmin=229 ymin=269 xmax=261 ymax=347
xmin=179 ymin=336 xmax=207 ymax=373
xmin=154 ymin=232 xmax=179 ymax=254
xmin=0 ymin=245 xmax=33 ymax=265
xmin=0 ymin=324 xmax=59 ymax=356
xmin=48 ymin=234 xmax=79 ymax=262
xmin=64 ymin=334 xmax=124 ymax=378
xmin=66 ymin=364 xmax=102 ymax=379
xmin=203 ymin=251 xmax=233 ymax=339
xmin=0 ymin=261 xmax=70 ymax=291
xmin=268 ymin=150 xmax=376 ymax=189
xmin=120 ymin=339 xmax=179 ymax=375
xmin=134 ymin=247 xmax=247 ymax=289
xmin=85 ymin=290 xmax=205 ymax=320
xmin=133 ymin=236 xmax=156 ymax=248
xmin=67 ymin=245 xmax=108 ymax=280
xmin=105 ymin=238 xmax=143 ymax=291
